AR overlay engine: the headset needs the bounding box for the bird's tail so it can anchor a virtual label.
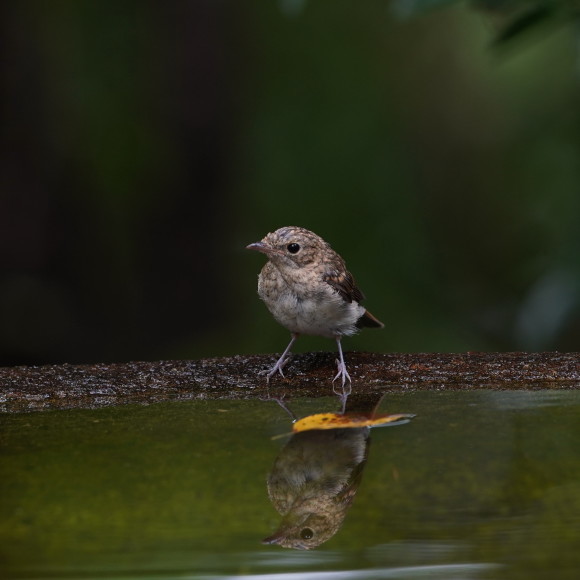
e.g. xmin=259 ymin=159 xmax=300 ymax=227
xmin=357 ymin=309 xmax=384 ymax=329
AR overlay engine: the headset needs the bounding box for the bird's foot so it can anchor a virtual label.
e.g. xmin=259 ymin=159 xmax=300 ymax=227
xmin=333 ymin=361 xmax=352 ymax=412
xmin=332 ymin=358 xmax=352 ymax=388
xmin=260 ymin=354 xmax=291 ymax=383
xmin=334 ymin=385 xmax=351 ymax=413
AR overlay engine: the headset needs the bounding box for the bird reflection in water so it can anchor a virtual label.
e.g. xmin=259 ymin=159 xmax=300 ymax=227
xmin=263 ymin=394 xmax=413 ymax=550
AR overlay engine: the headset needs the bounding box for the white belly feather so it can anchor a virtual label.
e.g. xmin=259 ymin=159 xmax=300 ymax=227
xmin=258 ymin=272 xmax=365 ymax=338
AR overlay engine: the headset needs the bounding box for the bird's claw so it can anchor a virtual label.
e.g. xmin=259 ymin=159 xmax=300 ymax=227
xmin=332 ymin=358 xmax=352 ymax=386
xmin=260 ymin=354 xmax=291 ymax=383
xmin=332 ymin=358 xmax=352 ymax=411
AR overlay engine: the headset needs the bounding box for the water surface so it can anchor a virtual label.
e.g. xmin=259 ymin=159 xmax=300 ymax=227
xmin=2 ymin=390 xmax=580 ymax=578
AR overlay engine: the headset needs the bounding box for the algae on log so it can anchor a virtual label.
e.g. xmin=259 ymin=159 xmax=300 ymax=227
xmin=1 ymin=351 xmax=580 ymax=413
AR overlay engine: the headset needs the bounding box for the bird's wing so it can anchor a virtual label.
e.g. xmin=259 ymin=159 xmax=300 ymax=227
xmin=323 ymin=268 xmax=365 ymax=303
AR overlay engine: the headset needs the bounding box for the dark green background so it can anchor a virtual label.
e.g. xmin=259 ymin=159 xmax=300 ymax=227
xmin=1 ymin=0 xmax=579 ymax=366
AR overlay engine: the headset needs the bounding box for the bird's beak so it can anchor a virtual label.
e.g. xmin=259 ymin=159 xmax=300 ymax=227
xmin=246 ymin=241 xmax=279 ymax=256
xmin=261 ymin=530 xmax=285 ymax=545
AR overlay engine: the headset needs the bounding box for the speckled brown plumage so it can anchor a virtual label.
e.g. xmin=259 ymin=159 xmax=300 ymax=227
xmin=247 ymin=226 xmax=383 ymax=387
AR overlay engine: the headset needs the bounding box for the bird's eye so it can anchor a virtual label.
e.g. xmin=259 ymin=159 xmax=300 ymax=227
xmin=300 ymin=528 xmax=314 ymax=540
xmin=287 ymin=243 xmax=300 ymax=254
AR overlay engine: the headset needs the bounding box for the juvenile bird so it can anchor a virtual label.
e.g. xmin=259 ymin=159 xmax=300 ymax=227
xmin=263 ymin=426 xmax=370 ymax=550
xmin=246 ymin=226 xmax=384 ymax=386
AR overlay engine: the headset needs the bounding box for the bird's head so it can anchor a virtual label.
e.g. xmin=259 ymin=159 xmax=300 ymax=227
xmin=262 ymin=509 xmax=343 ymax=550
xmin=246 ymin=226 xmax=331 ymax=270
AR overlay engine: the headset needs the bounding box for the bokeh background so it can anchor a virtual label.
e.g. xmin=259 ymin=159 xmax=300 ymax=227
xmin=1 ymin=0 xmax=579 ymax=366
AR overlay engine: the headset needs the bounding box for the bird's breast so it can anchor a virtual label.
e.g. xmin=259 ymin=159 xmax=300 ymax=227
xmin=257 ymin=265 xmax=364 ymax=338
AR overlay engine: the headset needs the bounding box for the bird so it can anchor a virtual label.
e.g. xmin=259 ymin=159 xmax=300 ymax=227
xmin=246 ymin=226 xmax=384 ymax=386
xmin=263 ymin=426 xmax=370 ymax=550
xmin=262 ymin=393 xmax=385 ymax=550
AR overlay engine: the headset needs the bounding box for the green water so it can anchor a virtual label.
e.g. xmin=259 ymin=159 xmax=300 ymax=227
xmin=2 ymin=391 xmax=580 ymax=579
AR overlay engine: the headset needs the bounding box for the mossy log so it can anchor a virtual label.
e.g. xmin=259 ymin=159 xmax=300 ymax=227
xmin=1 ymin=351 xmax=579 ymax=413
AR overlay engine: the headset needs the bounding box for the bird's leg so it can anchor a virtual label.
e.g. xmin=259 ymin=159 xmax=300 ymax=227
xmin=271 ymin=395 xmax=298 ymax=421
xmin=332 ymin=336 xmax=353 ymax=392
xmin=333 ymin=380 xmax=352 ymax=411
xmin=262 ymin=333 xmax=298 ymax=382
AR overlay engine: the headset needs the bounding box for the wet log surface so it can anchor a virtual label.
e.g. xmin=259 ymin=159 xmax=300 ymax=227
xmin=1 ymin=351 xmax=579 ymax=413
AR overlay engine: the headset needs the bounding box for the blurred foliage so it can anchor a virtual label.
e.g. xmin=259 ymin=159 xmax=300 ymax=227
xmin=395 ymin=0 xmax=580 ymax=38
xmin=471 ymin=1 xmax=580 ymax=47
xmin=1 ymin=0 xmax=580 ymax=365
